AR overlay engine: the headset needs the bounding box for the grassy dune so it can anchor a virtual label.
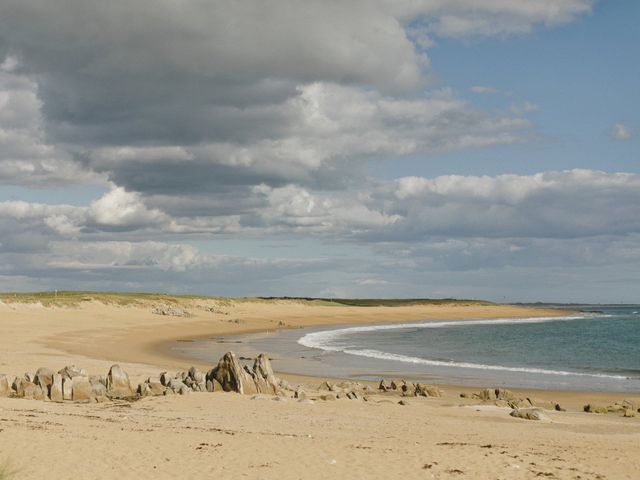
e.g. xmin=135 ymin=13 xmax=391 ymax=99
xmin=0 ymin=291 xmax=492 ymax=308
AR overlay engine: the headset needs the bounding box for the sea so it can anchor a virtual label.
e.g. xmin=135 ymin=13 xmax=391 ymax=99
xmin=173 ymin=305 xmax=640 ymax=393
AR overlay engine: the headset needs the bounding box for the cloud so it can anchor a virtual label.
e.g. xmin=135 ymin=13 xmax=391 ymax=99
xmin=610 ymin=122 xmax=634 ymax=141
xmin=470 ymin=85 xmax=498 ymax=94
xmin=393 ymin=0 xmax=594 ymax=37
xmin=508 ymin=101 xmax=538 ymax=116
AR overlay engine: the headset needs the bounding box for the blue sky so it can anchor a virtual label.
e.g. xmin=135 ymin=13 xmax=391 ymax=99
xmin=0 ymin=0 xmax=638 ymax=302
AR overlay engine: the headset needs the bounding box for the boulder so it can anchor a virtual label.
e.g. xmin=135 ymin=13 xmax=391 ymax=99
xmin=209 ymin=352 xmax=258 ymax=395
xmin=205 ymin=378 xmax=223 ymax=392
xmin=12 ymin=377 xmax=37 ymax=399
xmin=318 ymin=381 xmax=334 ymax=391
xmin=160 ymin=372 xmax=172 ymax=386
xmin=478 ymin=388 xmax=497 ymax=401
xmin=414 ymin=383 xmax=443 ymax=398
xmin=106 ymin=364 xmax=134 ymax=398
xmin=251 ymin=354 xmax=280 ymax=394
xmin=188 ymin=367 xmax=205 ymax=384
xmin=34 ymin=367 xmax=55 ymax=391
xmin=58 ymin=365 xmax=87 ymax=379
xmin=294 ymin=387 xmax=307 ymax=400
xmin=495 ymin=388 xmax=517 ymax=401
xmin=167 ymin=378 xmax=188 ymax=393
xmin=33 ymin=385 xmax=47 ymax=401
xmin=72 ymin=376 xmax=93 ymax=401
xmin=0 ymin=374 xmax=11 ymax=397
xmin=146 ymin=381 xmax=166 ymax=396
xmin=623 ymin=408 xmax=636 ymax=418
xmin=91 ymin=383 xmax=107 ymax=398
xmin=62 ymin=377 xmax=73 ymax=400
xmin=390 ymin=381 xmax=399 ymax=390
xmin=50 ymin=374 xmax=64 ymax=402
xmin=378 ymin=380 xmax=388 ymax=391
xmin=584 ymin=404 xmax=608 ymax=414
xmin=526 ymin=397 xmax=558 ymax=411
xmin=319 ymin=393 xmax=336 ymax=401
xmin=510 ymin=408 xmax=549 ymax=421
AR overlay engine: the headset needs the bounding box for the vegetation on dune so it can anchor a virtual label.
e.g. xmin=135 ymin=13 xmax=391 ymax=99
xmin=0 ymin=291 xmax=492 ymax=308
xmin=257 ymin=297 xmax=494 ymax=307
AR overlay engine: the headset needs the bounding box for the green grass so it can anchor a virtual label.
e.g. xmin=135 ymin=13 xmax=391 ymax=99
xmin=256 ymin=297 xmax=494 ymax=307
xmin=0 ymin=291 xmax=493 ymax=308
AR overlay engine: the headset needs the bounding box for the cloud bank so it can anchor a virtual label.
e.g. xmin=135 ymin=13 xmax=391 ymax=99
xmin=2 ymin=0 xmax=637 ymax=302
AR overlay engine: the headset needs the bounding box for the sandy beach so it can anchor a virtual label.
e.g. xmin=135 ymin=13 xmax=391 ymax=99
xmin=0 ymin=295 xmax=638 ymax=479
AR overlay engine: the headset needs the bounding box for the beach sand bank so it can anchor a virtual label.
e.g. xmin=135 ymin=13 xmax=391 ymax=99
xmin=0 ymin=296 xmax=638 ymax=479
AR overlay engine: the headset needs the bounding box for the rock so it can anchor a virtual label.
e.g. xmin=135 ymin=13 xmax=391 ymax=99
xmin=478 ymin=388 xmax=497 ymax=401
xmin=89 ymin=375 xmax=106 ymax=387
xmin=623 ymin=408 xmax=636 ymax=418
xmin=159 ymin=372 xmax=171 ymax=386
xmin=278 ymin=378 xmax=293 ymax=391
xmin=495 ymin=388 xmax=517 ymax=401
xmin=398 ymin=399 xmax=409 ymax=406
xmin=106 ymin=364 xmax=134 ymax=398
xmin=319 ymin=393 xmax=336 ymax=401
xmin=58 ymin=365 xmax=88 ymax=379
xmin=168 ymin=378 xmax=187 ymax=393
xmin=72 ymin=376 xmax=93 ymax=401
xmin=188 ymin=367 xmax=205 ymax=384
xmin=209 ymin=352 xmax=258 ymax=395
xmin=459 ymin=392 xmax=477 ymax=399
xmin=251 ymin=354 xmax=280 ymax=394
xmin=318 ymin=381 xmax=334 ymax=391
xmin=390 ymin=381 xmax=399 ymax=390
xmin=33 ymin=385 xmax=47 ymax=401
xmin=294 ymin=387 xmax=307 ymax=400
xmin=91 ymin=383 xmax=107 ymax=397
xmin=526 ymin=397 xmax=558 ymax=411
xmin=62 ymin=377 xmax=73 ymax=400
xmin=178 ymin=385 xmax=191 ymax=395
xmin=272 ymin=395 xmax=287 ymax=402
xmin=510 ymin=408 xmax=549 ymax=421
xmin=584 ymin=404 xmax=608 ymax=414
xmin=50 ymin=373 xmax=63 ymax=402
xmin=378 ymin=380 xmax=388 ymax=391
xmin=12 ymin=377 xmax=37 ymax=398
xmin=205 ymin=378 xmax=223 ymax=392
xmin=147 ymin=381 xmax=166 ymax=396
xmin=0 ymin=374 xmax=11 ymax=397
xmin=137 ymin=383 xmax=152 ymax=397
xmin=414 ymin=383 xmax=443 ymax=398
xmin=33 ymin=367 xmax=55 ymax=391
xmin=346 ymin=391 xmax=360 ymax=400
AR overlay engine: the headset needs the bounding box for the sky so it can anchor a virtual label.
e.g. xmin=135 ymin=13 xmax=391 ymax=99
xmin=0 ymin=0 xmax=638 ymax=302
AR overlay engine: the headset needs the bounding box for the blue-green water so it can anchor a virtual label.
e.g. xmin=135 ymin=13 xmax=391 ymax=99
xmin=174 ymin=306 xmax=640 ymax=392
xmin=297 ymin=306 xmax=640 ymax=392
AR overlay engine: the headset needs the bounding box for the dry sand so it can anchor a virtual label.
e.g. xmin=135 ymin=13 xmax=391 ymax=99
xmin=0 ymin=297 xmax=638 ymax=479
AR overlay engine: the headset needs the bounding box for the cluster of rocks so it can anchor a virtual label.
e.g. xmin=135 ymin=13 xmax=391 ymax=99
xmin=0 ymin=352 xmax=292 ymax=403
xmin=378 ymin=379 xmax=444 ymax=397
xmin=460 ymin=388 xmax=565 ymax=411
xmin=584 ymin=400 xmax=638 ymax=417
xmin=0 ymin=364 xmax=133 ymax=402
xmin=151 ymin=304 xmax=191 ymax=317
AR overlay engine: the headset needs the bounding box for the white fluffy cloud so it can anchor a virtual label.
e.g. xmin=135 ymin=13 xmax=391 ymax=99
xmin=611 ymin=122 xmax=634 ymax=141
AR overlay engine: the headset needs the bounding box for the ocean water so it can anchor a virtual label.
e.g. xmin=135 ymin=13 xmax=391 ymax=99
xmin=296 ymin=306 xmax=640 ymax=392
xmin=173 ymin=306 xmax=640 ymax=392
